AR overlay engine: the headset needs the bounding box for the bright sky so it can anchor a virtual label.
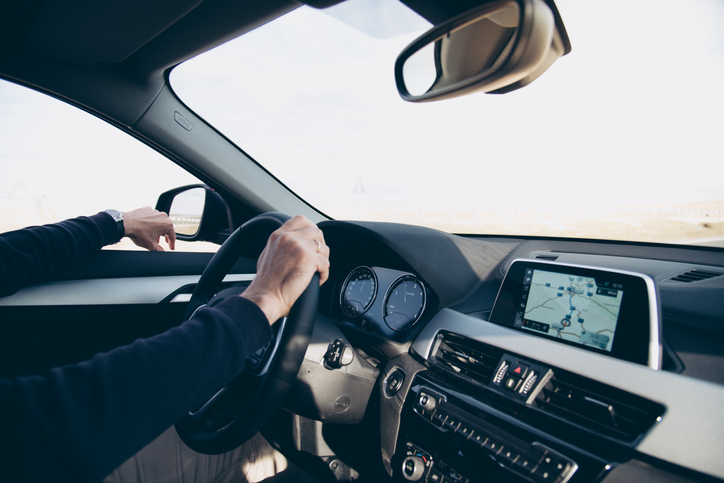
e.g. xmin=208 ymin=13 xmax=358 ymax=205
xmin=1 ymin=0 xmax=723 ymax=240
xmin=171 ymin=0 xmax=724 ymax=212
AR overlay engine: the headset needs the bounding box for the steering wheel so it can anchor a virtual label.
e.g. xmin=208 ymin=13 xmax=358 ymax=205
xmin=175 ymin=212 xmax=319 ymax=454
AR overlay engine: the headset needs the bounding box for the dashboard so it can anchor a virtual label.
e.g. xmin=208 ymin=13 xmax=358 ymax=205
xmin=306 ymin=220 xmax=724 ymax=483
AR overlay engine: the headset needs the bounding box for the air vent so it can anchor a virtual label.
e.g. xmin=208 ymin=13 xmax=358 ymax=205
xmin=534 ymin=253 xmax=560 ymax=261
xmin=667 ymin=269 xmax=722 ymax=283
xmin=534 ymin=370 xmax=664 ymax=443
xmin=431 ymin=333 xmax=504 ymax=386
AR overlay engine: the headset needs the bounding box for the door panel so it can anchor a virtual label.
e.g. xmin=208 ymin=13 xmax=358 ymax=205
xmin=0 ymin=250 xmax=257 ymax=378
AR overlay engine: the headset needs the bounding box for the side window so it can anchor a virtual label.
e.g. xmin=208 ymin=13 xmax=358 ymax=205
xmin=0 ymin=79 xmax=217 ymax=252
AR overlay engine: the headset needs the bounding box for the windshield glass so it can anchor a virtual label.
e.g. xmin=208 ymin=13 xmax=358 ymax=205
xmin=171 ymin=0 xmax=724 ymax=247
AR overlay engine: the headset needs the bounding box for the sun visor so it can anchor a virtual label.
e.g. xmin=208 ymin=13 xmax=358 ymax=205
xmin=24 ymin=0 xmax=201 ymax=67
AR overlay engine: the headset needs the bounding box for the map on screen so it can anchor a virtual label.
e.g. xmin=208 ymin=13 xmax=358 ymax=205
xmin=513 ymin=269 xmax=623 ymax=352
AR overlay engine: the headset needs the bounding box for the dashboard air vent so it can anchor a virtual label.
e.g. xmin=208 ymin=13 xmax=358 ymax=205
xmin=534 ymin=253 xmax=560 ymax=261
xmin=431 ymin=332 xmax=504 ymax=386
xmin=667 ymin=269 xmax=722 ymax=283
xmin=534 ymin=370 xmax=664 ymax=443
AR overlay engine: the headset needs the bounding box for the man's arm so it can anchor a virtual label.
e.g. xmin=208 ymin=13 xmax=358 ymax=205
xmin=3 ymin=296 xmax=273 ymax=483
xmin=0 ymin=214 xmax=329 ymax=483
xmin=0 ymin=208 xmax=175 ymax=297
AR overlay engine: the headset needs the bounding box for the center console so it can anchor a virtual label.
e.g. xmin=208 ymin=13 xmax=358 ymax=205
xmin=387 ymin=331 xmax=664 ymax=483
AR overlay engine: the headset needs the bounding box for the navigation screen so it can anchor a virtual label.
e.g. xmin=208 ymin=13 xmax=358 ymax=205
xmin=513 ymin=268 xmax=623 ymax=352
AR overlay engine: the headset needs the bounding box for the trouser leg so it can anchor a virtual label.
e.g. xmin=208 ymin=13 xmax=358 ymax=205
xmin=103 ymin=426 xmax=289 ymax=483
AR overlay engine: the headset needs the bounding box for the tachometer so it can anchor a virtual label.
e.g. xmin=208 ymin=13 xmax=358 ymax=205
xmin=383 ymin=275 xmax=426 ymax=332
xmin=340 ymin=266 xmax=378 ymax=318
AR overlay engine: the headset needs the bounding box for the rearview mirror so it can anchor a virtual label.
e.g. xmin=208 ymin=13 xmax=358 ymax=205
xmin=395 ymin=0 xmax=570 ymax=102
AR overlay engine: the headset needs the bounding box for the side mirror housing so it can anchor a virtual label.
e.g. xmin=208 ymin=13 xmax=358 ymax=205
xmin=395 ymin=0 xmax=571 ymax=102
xmin=155 ymin=185 xmax=232 ymax=244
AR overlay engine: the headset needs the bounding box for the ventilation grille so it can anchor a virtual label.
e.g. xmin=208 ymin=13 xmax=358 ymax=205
xmin=431 ymin=333 xmax=504 ymax=386
xmin=534 ymin=253 xmax=560 ymax=261
xmin=535 ymin=371 xmax=664 ymax=443
xmin=667 ymin=269 xmax=722 ymax=283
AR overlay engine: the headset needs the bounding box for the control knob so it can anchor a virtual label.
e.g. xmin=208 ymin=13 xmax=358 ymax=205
xmin=402 ymin=456 xmax=426 ymax=481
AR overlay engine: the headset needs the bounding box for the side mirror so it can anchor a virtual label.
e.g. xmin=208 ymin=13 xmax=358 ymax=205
xmin=395 ymin=0 xmax=571 ymax=102
xmin=155 ymin=185 xmax=232 ymax=244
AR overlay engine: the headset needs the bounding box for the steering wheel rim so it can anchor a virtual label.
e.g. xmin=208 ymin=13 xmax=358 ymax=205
xmin=175 ymin=212 xmax=319 ymax=454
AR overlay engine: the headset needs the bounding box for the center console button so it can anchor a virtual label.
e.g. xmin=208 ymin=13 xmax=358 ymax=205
xmin=432 ymin=411 xmax=447 ymax=426
xmin=493 ymin=361 xmax=510 ymax=384
xmin=401 ymin=456 xmax=426 ymax=481
xmin=531 ymin=465 xmax=557 ymax=482
xmin=538 ymin=453 xmax=569 ymax=477
xmin=418 ymin=393 xmax=437 ymax=411
xmin=498 ymin=448 xmax=519 ymax=466
xmin=469 ymin=433 xmax=487 ymax=447
xmin=443 ymin=416 xmax=460 ymax=431
xmin=456 ymin=424 xmax=472 ymax=438
xmin=428 ymin=470 xmax=445 ymax=483
xmin=385 ymin=369 xmax=405 ymax=396
xmin=513 ymin=455 xmax=536 ymax=475
xmin=503 ymin=375 xmax=522 ymax=392
xmin=508 ymin=362 xmax=529 ymax=379
xmin=483 ymin=438 xmax=503 ymax=455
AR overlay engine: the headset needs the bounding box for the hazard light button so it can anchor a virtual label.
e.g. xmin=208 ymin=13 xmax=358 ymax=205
xmin=507 ymin=362 xmax=529 ymax=379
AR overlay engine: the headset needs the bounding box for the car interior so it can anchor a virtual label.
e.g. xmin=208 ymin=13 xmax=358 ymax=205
xmin=1 ymin=0 xmax=723 ymax=482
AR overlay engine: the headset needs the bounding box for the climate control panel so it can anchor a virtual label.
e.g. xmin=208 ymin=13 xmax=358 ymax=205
xmin=394 ymin=379 xmax=580 ymax=483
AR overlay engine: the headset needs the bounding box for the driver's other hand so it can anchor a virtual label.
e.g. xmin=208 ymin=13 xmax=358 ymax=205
xmin=241 ymin=215 xmax=330 ymax=325
xmin=122 ymin=206 xmax=177 ymax=251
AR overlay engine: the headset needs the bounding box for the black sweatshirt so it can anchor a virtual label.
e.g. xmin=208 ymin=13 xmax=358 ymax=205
xmin=0 ymin=213 xmax=272 ymax=482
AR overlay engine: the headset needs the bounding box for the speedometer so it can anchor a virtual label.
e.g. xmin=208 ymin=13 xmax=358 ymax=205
xmin=340 ymin=266 xmax=378 ymax=318
xmin=383 ymin=275 xmax=426 ymax=332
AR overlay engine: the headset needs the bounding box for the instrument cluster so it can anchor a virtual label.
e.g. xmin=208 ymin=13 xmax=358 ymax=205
xmin=338 ymin=266 xmax=427 ymax=340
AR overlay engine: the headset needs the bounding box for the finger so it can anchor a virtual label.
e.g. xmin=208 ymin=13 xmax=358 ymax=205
xmin=166 ymin=227 xmax=176 ymax=251
xmin=317 ymin=263 xmax=330 ymax=286
xmin=289 ymin=225 xmax=325 ymax=245
xmin=315 ymin=253 xmax=331 ymax=285
xmin=280 ymin=215 xmax=316 ymax=233
xmin=148 ymin=237 xmax=164 ymax=251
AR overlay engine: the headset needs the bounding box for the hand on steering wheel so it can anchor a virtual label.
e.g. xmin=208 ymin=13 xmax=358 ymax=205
xmin=175 ymin=213 xmax=329 ymax=454
xmin=241 ymin=215 xmax=329 ymax=324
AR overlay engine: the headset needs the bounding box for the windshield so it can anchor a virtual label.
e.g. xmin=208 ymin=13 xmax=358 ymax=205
xmin=171 ymin=0 xmax=724 ymax=247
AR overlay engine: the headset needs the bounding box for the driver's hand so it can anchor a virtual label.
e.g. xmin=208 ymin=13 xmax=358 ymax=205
xmin=241 ymin=215 xmax=330 ymax=324
xmin=122 ymin=206 xmax=176 ymax=251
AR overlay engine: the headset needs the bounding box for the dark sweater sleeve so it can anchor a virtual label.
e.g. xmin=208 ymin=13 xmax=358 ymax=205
xmin=0 ymin=212 xmax=119 ymax=297
xmin=1 ymin=295 xmax=273 ymax=483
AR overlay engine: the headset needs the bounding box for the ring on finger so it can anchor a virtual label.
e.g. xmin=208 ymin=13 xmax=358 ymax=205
xmin=315 ymin=239 xmax=322 ymax=253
